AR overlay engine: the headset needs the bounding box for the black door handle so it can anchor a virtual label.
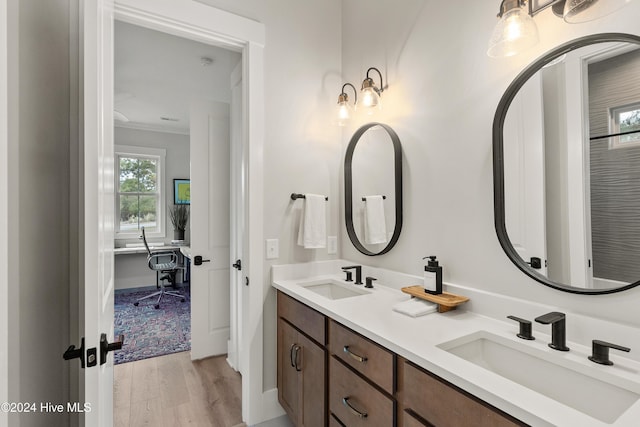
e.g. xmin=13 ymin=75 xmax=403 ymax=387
xmin=232 ymin=259 xmax=242 ymax=270
xmin=63 ymin=337 xmax=85 ymax=368
xmin=527 ymin=257 xmax=542 ymax=269
xmin=100 ymin=333 xmax=124 ymax=365
xmin=194 ymin=255 xmax=211 ymax=266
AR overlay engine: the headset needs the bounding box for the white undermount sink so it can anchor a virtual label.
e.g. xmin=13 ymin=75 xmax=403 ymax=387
xmin=298 ymin=279 xmax=370 ymax=300
xmin=438 ymin=331 xmax=640 ymax=424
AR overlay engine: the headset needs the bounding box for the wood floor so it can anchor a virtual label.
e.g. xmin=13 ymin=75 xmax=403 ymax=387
xmin=114 ymin=351 xmax=244 ymax=427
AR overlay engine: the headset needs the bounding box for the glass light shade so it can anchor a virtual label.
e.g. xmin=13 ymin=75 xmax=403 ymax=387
xmin=360 ymin=86 xmax=381 ymax=115
xmin=563 ymin=0 xmax=635 ymax=23
xmin=336 ymin=98 xmax=354 ymax=126
xmin=487 ymin=6 xmax=539 ymax=58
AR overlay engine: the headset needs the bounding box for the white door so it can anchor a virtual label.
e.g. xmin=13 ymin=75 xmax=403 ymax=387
xmin=228 ymin=61 xmax=244 ymax=372
xmin=503 ymin=73 xmax=548 ymax=275
xmin=190 ymin=98 xmax=231 ymax=359
xmin=81 ymin=0 xmax=116 ymax=425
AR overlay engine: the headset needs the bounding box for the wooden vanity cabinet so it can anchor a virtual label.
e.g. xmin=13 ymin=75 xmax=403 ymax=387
xmin=276 ymin=292 xmax=527 ymax=427
xmin=398 ymin=359 xmax=526 ymax=427
xmin=328 ymin=320 xmax=395 ymax=426
xmin=402 ymin=410 xmax=433 ymax=427
xmin=329 ymin=320 xmax=395 ymax=395
xmin=329 ymin=356 xmax=394 ymax=426
xmin=277 ymin=292 xmax=327 ymax=427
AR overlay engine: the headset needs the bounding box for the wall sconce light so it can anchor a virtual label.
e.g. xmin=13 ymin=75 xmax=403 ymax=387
xmin=562 ymin=0 xmax=636 ymax=23
xmin=487 ymin=0 xmax=539 ymax=58
xmin=360 ymin=67 xmax=386 ymax=114
xmin=336 ymin=83 xmax=357 ymax=127
xmin=488 ymin=0 xmax=637 ymax=58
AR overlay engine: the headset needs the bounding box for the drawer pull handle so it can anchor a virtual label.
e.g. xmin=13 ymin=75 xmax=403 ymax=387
xmin=343 ymin=346 xmax=367 ymax=363
xmin=342 ymin=397 xmax=368 ymax=419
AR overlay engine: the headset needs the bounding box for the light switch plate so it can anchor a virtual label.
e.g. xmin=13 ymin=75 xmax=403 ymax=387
xmin=328 ymin=236 xmax=337 ymax=255
xmin=266 ymin=238 xmax=279 ymax=259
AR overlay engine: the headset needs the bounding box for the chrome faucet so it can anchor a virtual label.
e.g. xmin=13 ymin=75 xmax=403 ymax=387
xmin=535 ymin=312 xmax=570 ymax=351
xmin=341 ymin=265 xmax=363 ymax=285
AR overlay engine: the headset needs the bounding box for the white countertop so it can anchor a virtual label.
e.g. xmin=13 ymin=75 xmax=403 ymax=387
xmin=272 ymin=263 xmax=640 ymax=427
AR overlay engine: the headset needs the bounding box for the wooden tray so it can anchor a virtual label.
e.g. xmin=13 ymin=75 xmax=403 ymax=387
xmin=401 ymin=285 xmax=469 ymax=313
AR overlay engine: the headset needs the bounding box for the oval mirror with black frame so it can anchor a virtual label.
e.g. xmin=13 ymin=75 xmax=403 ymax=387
xmin=345 ymin=122 xmax=403 ymax=256
xmin=493 ymin=33 xmax=640 ymax=294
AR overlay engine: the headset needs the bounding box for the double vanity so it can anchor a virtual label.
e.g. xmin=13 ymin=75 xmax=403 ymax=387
xmin=272 ymin=260 xmax=640 ymax=426
xmin=274 ymin=32 xmax=640 ymax=426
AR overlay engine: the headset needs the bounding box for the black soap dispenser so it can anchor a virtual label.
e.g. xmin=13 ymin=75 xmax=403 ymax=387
xmin=423 ymin=256 xmax=443 ymax=295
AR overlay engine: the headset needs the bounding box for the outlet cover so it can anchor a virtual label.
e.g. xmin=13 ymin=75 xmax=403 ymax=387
xmin=328 ymin=236 xmax=337 ymax=255
xmin=266 ymin=238 xmax=279 ymax=259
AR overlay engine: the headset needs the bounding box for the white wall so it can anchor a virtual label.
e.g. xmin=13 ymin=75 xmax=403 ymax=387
xmin=340 ymin=0 xmax=640 ymax=327
xmin=196 ymin=0 xmax=343 ymax=392
xmin=259 ymin=0 xmax=343 ymax=392
xmin=6 ymin=0 xmax=71 ymax=425
xmin=0 ymin=0 xmax=8 ymax=422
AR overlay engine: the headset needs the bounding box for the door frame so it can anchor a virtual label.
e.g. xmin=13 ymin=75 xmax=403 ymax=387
xmin=565 ymin=42 xmax=633 ymax=288
xmin=112 ymin=1 xmax=266 ymax=423
xmin=228 ymin=60 xmax=243 ymax=373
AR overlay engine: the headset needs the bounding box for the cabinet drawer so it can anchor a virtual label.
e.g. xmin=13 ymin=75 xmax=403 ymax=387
xmin=404 ymin=410 xmax=430 ymax=427
xmin=403 ymin=361 xmax=523 ymax=427
xmin=278 ymin=291 xmax=326 ymax=345
xmin=329 ymin=357 xmax=394 ymax=427
xmin=329 ymin=320 xmax=394 ymax=394
xmin=329 ymin=413 xmax=345 ymax=427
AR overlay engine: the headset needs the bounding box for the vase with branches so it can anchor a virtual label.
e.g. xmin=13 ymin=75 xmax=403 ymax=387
xmin=169 ymin=204 xmax=189 ymax=241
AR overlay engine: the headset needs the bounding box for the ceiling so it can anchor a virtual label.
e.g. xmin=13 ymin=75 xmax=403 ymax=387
xmin=114 ymin=20 xmax=241 ymax=135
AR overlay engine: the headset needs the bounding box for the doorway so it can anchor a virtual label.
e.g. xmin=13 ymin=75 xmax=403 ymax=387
xmin=81 ymin=1 xmax=265 ymax=424
xmin=112 ymin=20 xmax=240 ymax=365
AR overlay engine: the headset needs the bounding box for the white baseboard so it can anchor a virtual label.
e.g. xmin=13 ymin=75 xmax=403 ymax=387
xmin=249 ymin=415 xmax=293 ymax=427
xmin=261 ymin=388 xmax=285 ymax=422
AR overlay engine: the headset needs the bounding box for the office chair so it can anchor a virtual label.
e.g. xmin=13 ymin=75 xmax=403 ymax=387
xmin=134 ymin=226 xmax=186 ymax=309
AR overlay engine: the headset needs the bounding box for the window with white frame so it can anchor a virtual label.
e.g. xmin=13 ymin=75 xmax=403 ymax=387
xmin=609 ymin=102 xmax=640 ymax=149
xmin=115 ymin=145 xmax=166 ymax=238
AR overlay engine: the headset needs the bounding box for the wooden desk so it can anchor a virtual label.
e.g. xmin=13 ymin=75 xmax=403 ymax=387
xmin=114 ymin=244 xmax=188 ymax=255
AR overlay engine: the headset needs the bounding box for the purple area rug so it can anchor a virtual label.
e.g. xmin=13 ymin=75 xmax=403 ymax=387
xmin=114 ymin=286 xmax=191 ymax=364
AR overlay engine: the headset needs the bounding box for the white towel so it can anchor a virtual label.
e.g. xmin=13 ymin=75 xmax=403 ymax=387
xmin=364 ymin=195 xmax=387 ymax=244
xmin=392 ymin=298 xmax=437 ymax=317
xmin=297 ymin=194 xmax=327 ymax=248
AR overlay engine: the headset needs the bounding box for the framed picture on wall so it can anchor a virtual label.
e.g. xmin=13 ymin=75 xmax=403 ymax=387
xmin=173 ymin=179 xmax=191 ymax=205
